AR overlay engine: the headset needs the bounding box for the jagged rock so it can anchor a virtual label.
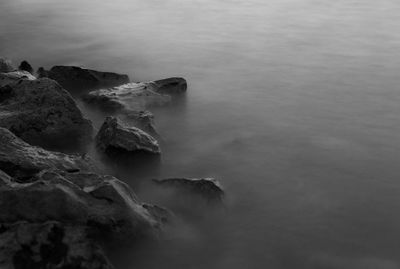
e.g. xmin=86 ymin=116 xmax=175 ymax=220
xmin=150 ymin=77 xmax=187 ymax=94
xmin=0 ymin=169 xmax=161 ymax=268
xmin=96 ymin=116 xmax=160 ymax=155
xmin=43 ymin=65 xmax=130 ymax=90
xmin=0 ymin=221 xmax=114 ymax=269
xmin=0 ymin=127 xmax=94 ymax=180
xmin=83 ymin=80 xmax=178 ymax=112
xmin=0 ymin=70 xmax=36 ymax=87
xmin=152 ymin=177 xmax=224 ymax=203
xmin=123 ymin=110 xmax=158 ymax=138
xmin=0 ymin=57 xmax=14 ymax=73
xmin=18 ymin=60 xmax=33 ymax=74
xmin=0 ymin=78 xmax=93 ymax=148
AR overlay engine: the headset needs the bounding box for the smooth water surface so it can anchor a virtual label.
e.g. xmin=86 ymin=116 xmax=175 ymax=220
xmin=2 ymin=0 xmax=400 ymax=268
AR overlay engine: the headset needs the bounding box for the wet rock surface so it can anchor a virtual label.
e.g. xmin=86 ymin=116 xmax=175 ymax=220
xmin=151 ymin=77 xmax=187 ymax=94
xmin=43 ymin=65 xmax=130 ymax=90
xmin=0 ymin=78 xmax=92 ymax=148
xmin=0 ymin=70 xmax=36 ymax=87
xmin=83 ymin=80 xmax=180 ymax=112
xmin=96 ymin=116 xmax=160 ymax=155
xmin=152 ymin=177 xmax=224 ymax=203
xmin=0 ymin=127 xmax=94 ymax=180
xmin=0 ymin=168 xmax=161 ymax=268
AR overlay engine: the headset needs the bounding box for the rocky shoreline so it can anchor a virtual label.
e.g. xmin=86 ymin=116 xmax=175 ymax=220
xmin=0 ymin=57 xmax=224 ymax=269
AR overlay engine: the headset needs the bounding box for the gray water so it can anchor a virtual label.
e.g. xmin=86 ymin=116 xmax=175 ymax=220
xmin=2 ymin=0 xmax=400 ymax=268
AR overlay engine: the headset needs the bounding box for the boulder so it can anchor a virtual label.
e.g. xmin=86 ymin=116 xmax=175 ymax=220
xmin=96 ymin=116 xmax=160 ymax=155
xmin=151 ymin=77 xmax=187 ymax=94
xmin=0 ymin=70 xmax=36 ymax=87
xmin=83 ymin=80 xmax=178 ymax=112
xmin=0 ymin=57 xmax=15 ymax=73
xmin=0 ymin=127 xmax=94 ymax=180
xmin=0 ymin=221 xmax=113 ymax=269
xmin=123 ymin=110 xmax=158 ymax=138
xmin=0 ymin=78 xmax=93 ymax=148
xmin=18 ymin=60 xmax=34 ymax=74
xmin=43 ymin=65 xmax=130 ymax=90
xmin=0 ymin=168 xmax=161 ymax=268
xmin=152 ymin=177 xmax=224 ymax=203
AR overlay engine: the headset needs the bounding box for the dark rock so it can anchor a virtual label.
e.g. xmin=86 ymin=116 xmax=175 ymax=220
xmin=123 ymin=110 xmax=158 ymax=138
xmin=43 ymin=66 xmax=129 ymax=90
xmin=0 ymin=169 xmax=158 ymax=234
xmin=0 ymin=70 xmax=36 ymax=87
xmin=0 ymin=57 xmax=15 ymax=73
xmin=0 ymin=78 xmax=93 ymax=148
xmin=37 ymin=66 xmax=49 ymax=78
xmin=18 ymin=60 xmax=33 ymax=74
xmin=96 ymin=116 xmax=160 ymax=155
xmin=83 ymin=80 xmax=178 ymax=112
xmin=152 ymin=177 xmax=224 ymax=203
xmin=0 ymin=221 xmax=114 ymax=269
xmin=151 ymin=77 xmax=187 ymax=94
xmin=0 ymin=169 xmax=161 ymax=268
xmin=0 ymin=127 xmax=94 ymax=180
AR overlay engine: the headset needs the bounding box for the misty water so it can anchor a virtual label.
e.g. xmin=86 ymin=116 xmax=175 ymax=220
xmin=2 ymin=0 xmax=400 ymax=268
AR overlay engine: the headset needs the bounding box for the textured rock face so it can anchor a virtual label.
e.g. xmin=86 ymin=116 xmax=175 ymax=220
xmin=0 ymin=70 xmax=36 ymax=87
xmin=0 ymin=127 xmax=94 ymax=180
xmin=151 ymin=77 xmax=187 ymax=94
xmin=123 ymin=110 xmax=158 ymax=138
xmin=0 ymin=221 xmax=113 ymax=269
xmin=152 ymin=178 xmax=224 ymax=203
xmin=83 ymin=80 xmax=175 ymax=112
xmin=0 ymin=169 xmax=160 ymax=268
xmin=0 ymin=57 xmax=15 ymax=73
xmin=0 ymin=78 xmax=92 ymax=147
xmin=44 ymin=65 xmax=130 ymax=90
xmin=96 ymin=116 xmax=160 ymax=154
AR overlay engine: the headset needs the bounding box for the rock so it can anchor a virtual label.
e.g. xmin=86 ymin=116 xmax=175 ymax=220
xmin=0 ymin=127 xmax=94 ymax=180
xmin=0 ymin=70 xmax=36 ymax=87
xmin=96 ymin=116 xmax=160 ymax=155
xmin=0 ymin=57 xmax=15 ymax=73
xmin=152 ymin=177 xmax=224 ymax=203
xmin=151 ymin=77 xmax=187 ymax=94
xmin=0 ymin=78 xmax=93 ymax=148
xmin=123 ymin=110 xmax=158 ymax=138
xmin=142 ymin=204 xmax=174 ymax=224
xmin=0 ymin=221 xmax=114 ymax=269
xmin=18 ymin=60 xmax=33 ymax=74
xmin=44 ymin=65 xmax=130 ymax=90
xmin=0 ymin=169 xmax=161 ymax=268
xmin=83 ymin=80 xmax=175 ymax=112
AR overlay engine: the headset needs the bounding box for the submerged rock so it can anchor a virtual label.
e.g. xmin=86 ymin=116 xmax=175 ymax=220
xmin=0 ymin=168 xmax=161 ymax=268
xmin=0 ymin=70 xmax=36 ymax=87
xmin=0 ymin=127 xmax=94 ymax=180
xmin=0 ymin=78 xmax=92 ymax=148
xmin=152 ymin=177 xmax=224 ymax=203
xmin=96 ymin=116 xmax=160 ymax=155
xmin=83 ymin=79 xmax=185 ymax=112
xmin=0 ymin=57 xmax=14 ymax=73
xmin=44 ymin=65 xmax=130 ymax=90
xmin=18 ymin=60 xmax=34 ymax=74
